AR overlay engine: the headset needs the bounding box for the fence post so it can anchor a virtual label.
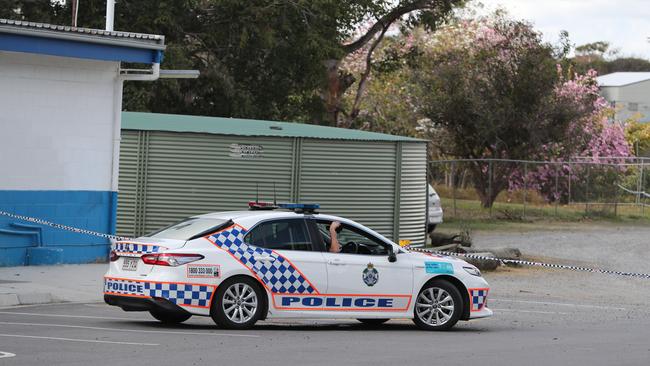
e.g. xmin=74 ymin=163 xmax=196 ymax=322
xmin=585 ymin=163 xmax=590 ymax=215
xmin=568 ymin=161 xmax=572 ymax=205
xmin=637 ymin=158 xmax=642 ymax=206
xmin=451 ymin=161 xmax=457 ymax=218
xmin=640 ymin=160 xmax=645 ymax=214
xmin=614 ymin=174 xmax=619 ymax=217
xmin=555 ymin=163 xmax=559 ymax=217
xmin=523 ymin=162 xmax=528 ymax=219
xmin=488 ymin=160 xmax=493 ymax=218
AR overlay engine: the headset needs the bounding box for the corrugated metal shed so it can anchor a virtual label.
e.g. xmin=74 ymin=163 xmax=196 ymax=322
xmin=118 ymin=112 xmax=428 ymax=245
xmin=122 ymin=112 xmax=423 ymax=142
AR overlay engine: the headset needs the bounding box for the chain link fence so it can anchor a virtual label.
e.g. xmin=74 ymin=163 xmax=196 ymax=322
xmin=429 ymin=157 xmax=650 ymax=221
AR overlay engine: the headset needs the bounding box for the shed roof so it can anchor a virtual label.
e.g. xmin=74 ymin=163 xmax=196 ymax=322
xmin=122 ymin=112 xmax=424 ymax=142
xmin=597 ymin=72 xmax=650 ymax=87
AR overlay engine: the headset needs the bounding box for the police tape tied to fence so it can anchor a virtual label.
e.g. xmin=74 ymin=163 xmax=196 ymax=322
xmin=1 ymin=209 xmax=649 ymax=280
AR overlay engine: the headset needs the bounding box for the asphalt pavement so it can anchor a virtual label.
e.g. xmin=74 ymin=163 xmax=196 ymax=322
xmin=2 ymin=224 xmax=649 ymax=365
xmin=1 ymin=272 xmax=649 ymax=366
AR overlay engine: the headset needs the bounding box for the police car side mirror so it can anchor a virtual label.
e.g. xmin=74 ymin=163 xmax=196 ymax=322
xmin=388 ymin=246 xmax=397 ymax=262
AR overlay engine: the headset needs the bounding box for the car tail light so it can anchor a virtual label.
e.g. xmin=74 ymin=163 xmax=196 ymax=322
xmin=109 ymin=250 xmax=119 ymax=262
xmin=141 ymin=253 xmax=204 ymax=267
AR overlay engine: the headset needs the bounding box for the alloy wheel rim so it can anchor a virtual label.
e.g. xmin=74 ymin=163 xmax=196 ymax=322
xmin=415 ymin=287 xmax=454 ymax=326
xmin=222 ymin=283 xmax=258 ymax=323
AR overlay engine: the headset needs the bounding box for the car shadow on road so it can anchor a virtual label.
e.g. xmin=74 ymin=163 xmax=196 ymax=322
xmin=121 ymin=320 xmax=491 ymax=333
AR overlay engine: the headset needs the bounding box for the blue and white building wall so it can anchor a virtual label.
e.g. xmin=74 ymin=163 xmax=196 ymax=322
xmin=0 ymin=51 xmax=119 ymax=266
xmin=0 ymin=20 xmax=165 ymax=266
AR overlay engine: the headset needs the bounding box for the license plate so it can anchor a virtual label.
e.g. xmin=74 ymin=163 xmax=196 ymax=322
xmin=122 ymin=257 xmax=139 ymax=271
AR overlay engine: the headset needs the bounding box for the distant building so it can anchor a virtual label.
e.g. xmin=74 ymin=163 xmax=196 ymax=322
xmin=597 ymin=72 xmax=650 ymax=123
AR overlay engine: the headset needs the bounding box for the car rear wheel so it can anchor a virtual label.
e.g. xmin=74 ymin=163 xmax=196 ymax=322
xmin=149 ymin=309 xmax=192 ymax=324
xmin=412 ymin=279 xmax=462 ymax=331
xmin=211 ymin=277 xmax=263 ymax=329
xmin=357 ymin=318 xmax=389 ymax=326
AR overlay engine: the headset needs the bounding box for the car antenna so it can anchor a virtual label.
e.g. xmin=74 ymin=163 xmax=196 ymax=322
xmin=256 ymin=182 xmax=259 ymax=204
xmin=273 ymin=181 xmax=277 ymax=206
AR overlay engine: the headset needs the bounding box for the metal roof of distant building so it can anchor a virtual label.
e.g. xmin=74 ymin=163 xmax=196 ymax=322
xmin=122 ymin=112 xmax=424 ymax=142
xmin=597 ymin=72 xmax=650 ymax=87
xmin=0 ymin=18 xmax=165 ymax=50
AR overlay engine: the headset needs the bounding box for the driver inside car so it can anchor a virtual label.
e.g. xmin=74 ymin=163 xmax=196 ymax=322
xmin=328 ymin=221 xmax=342 ymax=253
xmin=320 ymin=221 xmax=379 ymax=255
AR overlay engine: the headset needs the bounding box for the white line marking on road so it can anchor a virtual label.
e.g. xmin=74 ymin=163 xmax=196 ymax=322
xmin=0 ymin=321 xmax=259 ymax=338
xmin=492 ymin=299 xmax=626 ymax=311
xmin=491 ymin=308 xmax=569 ymax=315
xmin=0 ymin=334 xmax=158 ymax=346
xmin=0 ymin=311 xmax=136 ymax=321
xmin=0 ymin=351 xmax=16 ymax=358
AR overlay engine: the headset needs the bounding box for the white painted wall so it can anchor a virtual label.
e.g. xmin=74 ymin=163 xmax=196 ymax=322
xmin=0 ymin=51 xmax=119 ymax=191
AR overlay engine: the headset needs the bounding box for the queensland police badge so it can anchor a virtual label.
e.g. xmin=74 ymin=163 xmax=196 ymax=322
xmin=362 ymin=263 xmax=379 ymax=286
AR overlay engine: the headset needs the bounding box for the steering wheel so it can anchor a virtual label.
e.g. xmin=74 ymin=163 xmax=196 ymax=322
xmin=341 ymin=241 xmax=358 ymax=254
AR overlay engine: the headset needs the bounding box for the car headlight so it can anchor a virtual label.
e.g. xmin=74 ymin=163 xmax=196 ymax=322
xmin=463 ymin=266 xmax=481 ymax=277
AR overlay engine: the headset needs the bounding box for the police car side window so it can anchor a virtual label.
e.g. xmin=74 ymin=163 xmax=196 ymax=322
xmin=244 ymin=219 xmax=313 ymax=251
xmin=316 ymin=221 xmax=388 ymax=256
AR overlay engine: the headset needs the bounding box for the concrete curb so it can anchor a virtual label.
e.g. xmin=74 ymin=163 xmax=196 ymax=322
xmin=0 ymin=293 xmax=20 ymax=306
xmin=0 ymin=292 xmax=58 ymax=306
xmin=0 ymin=263 xmax=106 ymax=307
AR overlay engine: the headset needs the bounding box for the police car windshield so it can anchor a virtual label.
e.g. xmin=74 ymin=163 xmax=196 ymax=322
xmin=146 ymin=218 xmax=228 ymax=240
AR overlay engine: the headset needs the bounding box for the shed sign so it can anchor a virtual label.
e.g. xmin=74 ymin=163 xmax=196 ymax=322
xmin=229 ymin=144 xmax=264 ymax=159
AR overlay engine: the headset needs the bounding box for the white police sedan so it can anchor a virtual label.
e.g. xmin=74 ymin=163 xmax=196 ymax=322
xmin=104 ymin=203 xmax=492 ymax=331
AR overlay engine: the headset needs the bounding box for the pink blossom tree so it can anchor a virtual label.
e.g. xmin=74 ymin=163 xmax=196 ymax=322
xmin=510 ymin=69 xmax=632 ymax=203
xmin=414 ymin=12 xmax=631 ymax=207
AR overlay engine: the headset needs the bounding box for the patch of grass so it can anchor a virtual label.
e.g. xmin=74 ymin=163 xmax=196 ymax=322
xmin=437 ymin=198 xmax=650 ymax=232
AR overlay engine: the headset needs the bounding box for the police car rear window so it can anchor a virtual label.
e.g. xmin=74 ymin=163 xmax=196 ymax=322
xmin=146 ymin=218 xmax=228 ymax=240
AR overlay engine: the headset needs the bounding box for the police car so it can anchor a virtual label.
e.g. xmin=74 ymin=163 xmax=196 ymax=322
xmin=104 ymin=203 xmax=492 ymax=331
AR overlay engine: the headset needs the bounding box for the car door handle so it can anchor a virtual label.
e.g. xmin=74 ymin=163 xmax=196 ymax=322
xmin=328 ymin=259 xmax=345 ymax=265
xmin=415 ymin=264 xmax=425 ymax=268
xmin=253 ymin=255 xmax=275 ymax=262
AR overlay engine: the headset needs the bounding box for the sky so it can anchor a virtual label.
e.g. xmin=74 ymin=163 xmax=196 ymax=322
xmin=478 ymin=0 xmax=650 ymax=59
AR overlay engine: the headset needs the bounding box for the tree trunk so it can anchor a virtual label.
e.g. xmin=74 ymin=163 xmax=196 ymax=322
xmin=470 ymin=161 xmax=509 ymax=208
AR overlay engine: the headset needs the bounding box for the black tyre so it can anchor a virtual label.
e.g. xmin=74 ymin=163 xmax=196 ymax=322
xmin=211 ymin=276 xmax=264 ymax=329
xmin=427 ymin=224 xmax=437 ymax=233
xmin=149 ymin=309 xmax=192 ymax=324
xmin=357 ymin=318 xmax=389 ymax=326
xmin=412 ymin=279 xmax=462 ymax=331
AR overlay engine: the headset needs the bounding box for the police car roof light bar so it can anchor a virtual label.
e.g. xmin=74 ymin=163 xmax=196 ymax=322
xmin=277 ymin=203 xmax=320 ymax=214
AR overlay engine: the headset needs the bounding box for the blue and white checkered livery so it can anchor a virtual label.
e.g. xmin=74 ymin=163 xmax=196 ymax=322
xmin=469 ymin=289 xmax=488 ymax=311
xmin=113 ymin=242 xmax=163 ymax=254
xmin=145 ymin=282 xmax=214 ymax=308
xmin=207 ymin=226 xmax=317 ymax=294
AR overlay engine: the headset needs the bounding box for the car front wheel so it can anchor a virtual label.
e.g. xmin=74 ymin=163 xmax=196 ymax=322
xmin=211 ymin=277 xmax=263 ymax=329
xmin=412 ymin=279 xmax=462 ymax=331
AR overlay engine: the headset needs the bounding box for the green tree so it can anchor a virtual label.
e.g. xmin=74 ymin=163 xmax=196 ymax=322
xmin=413 ymin=13 xmax=596 ymax=207
xmin=1 ymin=1 xmax=465 ymax=126
xmin=571 ymin=41 xmax=650 ymax=75
xmin=0 ymin=0 xmax=67 ymax=22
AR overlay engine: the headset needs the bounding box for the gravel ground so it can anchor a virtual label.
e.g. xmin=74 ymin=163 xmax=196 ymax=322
xmin=474 ymin=223 xmax=650 ymax=273
xmin=472 ymin=223 xmax=650 ymax=310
